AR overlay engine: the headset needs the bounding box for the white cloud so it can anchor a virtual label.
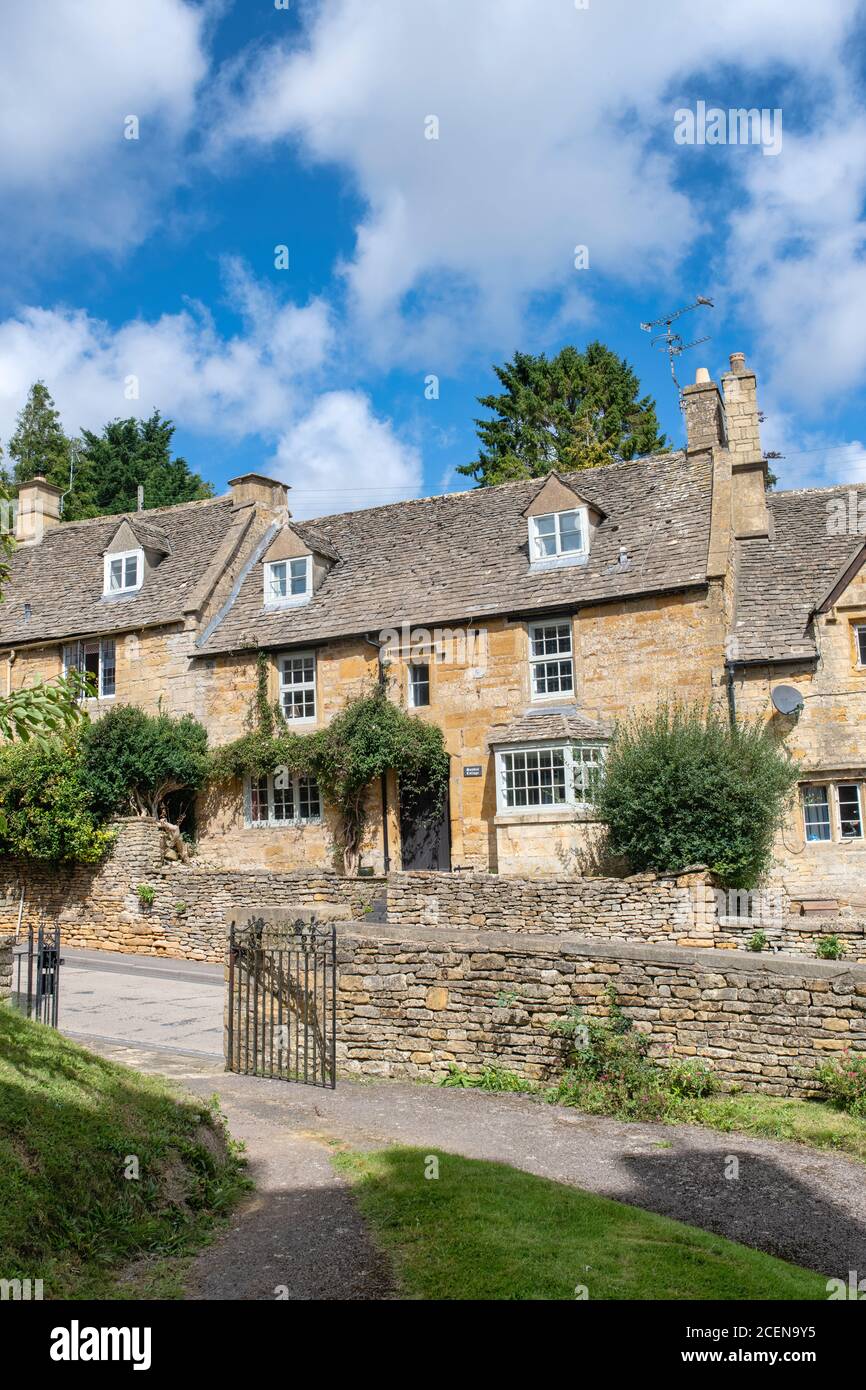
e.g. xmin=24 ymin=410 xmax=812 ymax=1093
xmin=0 ymin=265 xmax=420 ymax=516
xmin=0 ymin=0 xmax=208 ymax=253
xmin=213 ymin=0 xmax=859 ymax=368
xmin=271 ymin=391 xmax=422 ymax=518
xmin=725 ymin=110 xmax=866 ymax=414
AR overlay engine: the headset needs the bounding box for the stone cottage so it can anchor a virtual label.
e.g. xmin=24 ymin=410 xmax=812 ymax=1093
xmin=1 ymin=350 xmax=863 ymax=903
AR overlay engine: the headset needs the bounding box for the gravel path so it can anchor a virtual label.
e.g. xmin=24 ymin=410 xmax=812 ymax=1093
xmin=81 ymin=1037 xmax=866 ymax=1296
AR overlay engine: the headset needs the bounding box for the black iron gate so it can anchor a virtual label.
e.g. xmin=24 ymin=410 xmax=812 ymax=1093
xmin=226 ymin=918 xmax=336 ymax=1088
xmin=13 ymin=924 xmax=62 ymax=1025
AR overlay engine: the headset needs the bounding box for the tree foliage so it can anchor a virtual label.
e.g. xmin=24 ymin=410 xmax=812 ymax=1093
xmin=4 ymin=381 xmax=72 ymax=488
xmin=1 ymin=383 xmax=213 ymax=520
xmin=81 ymin=706 xmax=210 ymax=823
xmin=593 ymin=703 xmax=800 ymax=888
xmin=0 ymin=739 xmax=115 ymax=863
xmin=71 ymin=413 xmax=213 ymax=519
xmin=459 ymin=342 xmax=668 ymax=485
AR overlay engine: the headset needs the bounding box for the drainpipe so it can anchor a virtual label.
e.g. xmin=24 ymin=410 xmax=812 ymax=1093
xmin=725 ymin=660 xmax=738 ymax=726
xmin=6 ymin=649 xmax=15 ymax=696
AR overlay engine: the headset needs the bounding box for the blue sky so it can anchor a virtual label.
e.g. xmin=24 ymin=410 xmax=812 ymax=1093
xmin=1 ymin=0 xmax=865 ymax=517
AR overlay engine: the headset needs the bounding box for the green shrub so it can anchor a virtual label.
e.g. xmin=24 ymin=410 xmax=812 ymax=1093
xmin=0 ymin=738 xmax=115 ymax=863
xmin=136 ymin=883 xmax=156 ymax=908
xmin=81 ymin=705 xmax=209 ymax=821
xmin=548 ymin=988 xmax=717 ymax=1120
xmin=593 ymin=702 xmax=799 ymax=888
xmin=746 ymin=930 xmax=768 ymax=953
xmin=665 ymin=1057 xmax=717 ymax=1100
xmin=814 ymin=1052 xmax=866 ymax=1116
xmin=816 ymin=934 xmax=845 ymax=960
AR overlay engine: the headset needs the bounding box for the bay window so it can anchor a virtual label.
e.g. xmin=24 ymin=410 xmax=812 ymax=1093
xmin=496 ymin=742 xmax=605 ymax=812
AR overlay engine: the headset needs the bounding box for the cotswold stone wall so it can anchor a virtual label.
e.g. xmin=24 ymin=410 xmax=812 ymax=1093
xmin=334 ymin=925 xmax=866 ymax=1094
xmin=0 ymin=819 xmax=382 ymax=964
xmin=385 ymin=871 xmax=866 ymax=962
xmin=0 ymin=934 xmax=11 ymax=1001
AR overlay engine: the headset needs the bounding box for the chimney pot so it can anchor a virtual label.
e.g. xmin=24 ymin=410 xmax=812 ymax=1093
xmin=695 ymin=367 xmax=710 ymax=384
xmin=729 ymin=351 xmax=747 ymax=374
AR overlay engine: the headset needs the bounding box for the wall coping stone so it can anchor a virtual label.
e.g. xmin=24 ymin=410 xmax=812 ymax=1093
xmin=340 ymin=922 xmax=866 ymax=979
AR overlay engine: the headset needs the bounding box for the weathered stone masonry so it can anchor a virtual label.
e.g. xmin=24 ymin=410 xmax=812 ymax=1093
xmin=0 ymin=819 xmax=381 ymax=964
xmin=335 ymin=925 xmax=866 ymax=1095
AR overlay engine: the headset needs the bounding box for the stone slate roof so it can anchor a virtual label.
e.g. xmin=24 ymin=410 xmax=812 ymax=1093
xmin=200 ymin=451 xmax=712 ymax=654
xmin=730 ymin=486 xmax=865 ymax=663
xmin=488 ymin=708 xmax=613 ymax=747
xmin=0 ymin=496 xmax=236 ymax=646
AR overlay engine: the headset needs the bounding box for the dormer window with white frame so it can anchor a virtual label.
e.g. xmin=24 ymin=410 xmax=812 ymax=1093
xmin=528 ymin=508 xmax=588 ymax=567
xmin=264 ymin=556 xmax=312 ymax=607
xmin=103 ymin=549 xmax=143 ymax=596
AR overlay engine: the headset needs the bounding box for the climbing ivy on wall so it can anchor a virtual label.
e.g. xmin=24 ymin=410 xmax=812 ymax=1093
xmin=210 ymin=664 xmax=450 ymax=875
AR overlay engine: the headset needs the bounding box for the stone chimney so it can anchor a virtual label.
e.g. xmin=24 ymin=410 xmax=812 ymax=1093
xmin=228 ymin=472 xmax=289 ymax=513
xmin=721 ymin=352 xmax=769 ymax=539
xmin=682 ymin=368 xmax=727 ymax=453
xmin=15 ymin=475 xmax=63 ymax=544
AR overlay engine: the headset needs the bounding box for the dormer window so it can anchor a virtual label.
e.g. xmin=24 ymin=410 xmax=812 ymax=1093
xmin=103 ymin=549 xmax=143 ymax=595
xmin=528 ymin=508 xmax=588 ymax=565
xmin=264 ymin=556 xmax=312 ymax=606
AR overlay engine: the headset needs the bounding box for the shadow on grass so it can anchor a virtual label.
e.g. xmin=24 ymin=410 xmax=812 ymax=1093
xmin=0 ymin=1006 xmax=246 ymax=1298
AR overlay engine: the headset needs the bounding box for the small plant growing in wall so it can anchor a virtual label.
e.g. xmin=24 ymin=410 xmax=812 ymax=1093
xmin=136 ymin=883 xmax=156 ymax=909
xmin=746 ymin=930 xmax=768 ymax=953
xmin=816 ymin=934 xmax=845 ymax=960
xmin=175 ymin=901 xmax=188 ymax=916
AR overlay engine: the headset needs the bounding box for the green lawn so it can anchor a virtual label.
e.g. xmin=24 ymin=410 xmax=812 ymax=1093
xmin=0 ymin=1004 xmax=247 ymax=1299
xmin=679 ymin=1092 xmax=866 ymax=1162
xmin=335 ymin=1146 xmax=828 ymax=1301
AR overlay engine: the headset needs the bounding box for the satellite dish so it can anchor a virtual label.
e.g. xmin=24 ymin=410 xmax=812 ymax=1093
xmin=771 ymin=685 xmax=804 ymax=715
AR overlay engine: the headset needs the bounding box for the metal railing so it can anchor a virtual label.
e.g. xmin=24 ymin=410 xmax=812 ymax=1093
xmin=12 ymin=924 xmax=62 ymax=1026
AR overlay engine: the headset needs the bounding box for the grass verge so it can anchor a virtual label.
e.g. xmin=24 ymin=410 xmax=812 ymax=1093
xmin=0 ymin=1005 xmax=247 ymax=1299
xmin=335 ymin=1145 xmax=828 ymax=1300
xmin=440 ymin=1064 xmax=866 ymax=1164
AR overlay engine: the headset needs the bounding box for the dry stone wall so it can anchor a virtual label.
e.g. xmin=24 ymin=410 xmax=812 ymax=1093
xmin=335 ymin=924 xmax=866 ymax=1094
xmin=0 ymin=819 xmax=382 ymax=964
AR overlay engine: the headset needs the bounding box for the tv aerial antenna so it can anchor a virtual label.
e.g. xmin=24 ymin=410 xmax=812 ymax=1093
xmin=640 ymin=296 xmax=714 ymax=394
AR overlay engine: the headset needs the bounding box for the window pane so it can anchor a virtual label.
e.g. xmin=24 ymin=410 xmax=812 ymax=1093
xmin=109 ymin=558 xmax=123 ymax=591
xmin=289 ymin=559 xmax=309 ymax=596
xmin=532 ymin=515 xmax=557 ymax=559
xmin=573 ymin=744 xmax=604 ymax=800
xmin=267 ymin=563 xmax=287 ymax=600
xmin=502 ymin=748 xmax=565 ymax=807
xmin=99 ymin=640 xmax=116 ymax=697
xmin=558 ymin=510 xmax=584 ymax=553
xmin=838 ymin=783 xmax=863 ymax=838
xmin=298 ymin=777 xmax=321 ymax=821
xmin=280 ymin=653 xmax=316 ymax=720
xmin=124 ymin=555 xmax=138 ymax=587
xmin=409 ymin=663 xmax=430 ymax=707
xmin=249 ymin=776 xmax=269 ymax=824
xmin=802 ymin=786 xmax=831 ymax=842
xmin=858 ymin=626 xmax=866 ymax=666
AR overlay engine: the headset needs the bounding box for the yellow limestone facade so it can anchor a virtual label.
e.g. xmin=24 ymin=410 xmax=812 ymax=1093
xmin=5 ymin=360 xmax=866 ymax=898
